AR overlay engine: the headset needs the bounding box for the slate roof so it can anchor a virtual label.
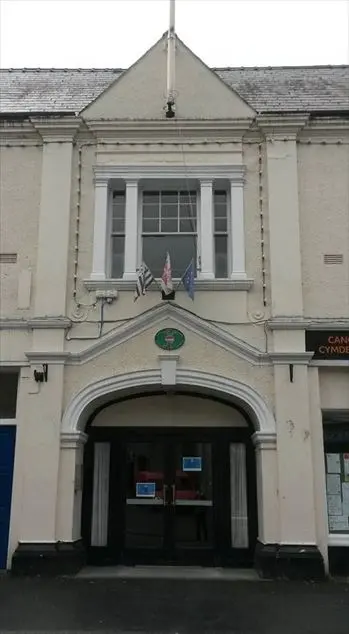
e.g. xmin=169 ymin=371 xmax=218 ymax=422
xmin=0 ymin=65 xmax=348 ymax=115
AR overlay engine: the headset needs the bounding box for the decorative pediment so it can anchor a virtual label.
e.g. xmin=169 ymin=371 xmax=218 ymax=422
xmin=82 ymin=34 xmax=255 ymax=121
xmin=62 ymin=302 xmax=268 ymax=366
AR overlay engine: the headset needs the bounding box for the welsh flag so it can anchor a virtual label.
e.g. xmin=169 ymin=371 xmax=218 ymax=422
xmin=161 ymin=252 xmax=173 ymax=296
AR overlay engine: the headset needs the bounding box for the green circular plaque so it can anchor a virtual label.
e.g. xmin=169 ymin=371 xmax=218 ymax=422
xmin=155 ymin=328 xmax=185 ymax=351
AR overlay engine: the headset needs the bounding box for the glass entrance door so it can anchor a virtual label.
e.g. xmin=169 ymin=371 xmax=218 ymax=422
xmin=124 ymin=439 xmax=171 ymax=561
xmin=122 ymin=436 xmax=215 ymax=564
xmin=84 ymin=425 xmax=257 ymax=567
xmin=171 ymin=440 xmax=214 ymax=563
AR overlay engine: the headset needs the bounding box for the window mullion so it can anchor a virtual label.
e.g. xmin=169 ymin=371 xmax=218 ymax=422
xmin=230 ymin=180 xmax=246 ymax=280
xmin=199 ymin=180 xmax=214 ymax=280
xmin=123 ymin=180 xmax=139 ymax=280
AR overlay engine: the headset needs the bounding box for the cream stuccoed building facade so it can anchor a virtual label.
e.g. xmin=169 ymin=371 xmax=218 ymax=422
xmin=0 ymin=34 xmax=348 ymax=579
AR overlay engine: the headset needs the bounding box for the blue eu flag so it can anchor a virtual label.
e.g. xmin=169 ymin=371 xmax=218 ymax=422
xmin=182 ymin=259 xmax=195 ymax=300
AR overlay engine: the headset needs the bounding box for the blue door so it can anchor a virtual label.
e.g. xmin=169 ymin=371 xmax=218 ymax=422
xmin=0 ymin=426 xmax=16 ymax=569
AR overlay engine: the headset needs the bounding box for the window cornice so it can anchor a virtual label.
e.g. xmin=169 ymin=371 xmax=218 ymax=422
xmin=93 ymin=164 xmax=245 ymax=184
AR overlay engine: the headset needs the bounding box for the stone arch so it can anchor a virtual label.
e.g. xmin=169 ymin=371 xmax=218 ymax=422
xmin=61 ymin=369 xmax=276 ymax=441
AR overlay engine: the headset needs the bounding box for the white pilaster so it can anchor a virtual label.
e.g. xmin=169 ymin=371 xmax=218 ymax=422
xmin=199 ymin=179 xmax=214 ymax=280
xmin=253 ymin=433 xmax=279 ymax=545
xmin=274 ymin=364 xmax=317 ymax=545
xmin=230 ymin=180 xmax=246 ymax=279
xmin=123 ymin=180 xmax=139 ymax=280
xmin=33 ymin=125 xmax=77 ymax=315
xmin=91 ymin=178 xmax=109 ymax=281
xmin=259 ymin=115 xmax=307 ymax=317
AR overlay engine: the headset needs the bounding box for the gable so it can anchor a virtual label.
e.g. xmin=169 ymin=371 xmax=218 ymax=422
xmin=64 ymin=303 xmax=267 ymax=366
xmin=82 ymin=35 xmax=255 ymax=120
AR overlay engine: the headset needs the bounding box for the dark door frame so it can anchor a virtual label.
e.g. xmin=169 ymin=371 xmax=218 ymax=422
xmin=82 ymin=425 xmax=258 ymax=567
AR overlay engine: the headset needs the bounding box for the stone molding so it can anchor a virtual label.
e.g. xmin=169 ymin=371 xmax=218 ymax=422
xmin=30 ymin=117 xmax=80 ymax=142
xmin=84 ymin=118 xmax=256 ymax=140
xmin=257 ymin=114 xmax=310 ymax=140
xmin=268 ymin=317 xmax=349 ymax=330
xmin=269 ymin=352 xmax=314 ymax=365
xmin=0 ymin=317 xmax=71 ymax=330
xmin=61 ymin=368 xmax=277 ymax=435
xmin=84 ymin=278 xmax=254 ymax=292
xmin=93 ymin=163 xmax=246 ymax=184
xmin=60 ymin=431 xmax=88 ymax=449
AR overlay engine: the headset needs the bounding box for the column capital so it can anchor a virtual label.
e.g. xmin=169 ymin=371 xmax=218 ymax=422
xmin=93 ymin=167 xmax=110 ymax=186
xmin=230 ymin=177 xmax=245 ymax=187
xmin=31 ymin=117 xmax=80 ymax=143
xmin=94 ymin=177 xmax=110 ymax=187
xmin=257 ymin=114 xmax=309 ymax=141
xmin=125 ymin=178 xmax=139 ymax=187
xmin=60 ymin=431 xmax=88 ymax=449
xmin=200 ymin=178 xmax=213 ymax=187
xmin=252 ymin=431 xmax=277 ymax=450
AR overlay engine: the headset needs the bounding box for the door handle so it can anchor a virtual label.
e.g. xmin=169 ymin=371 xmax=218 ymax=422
xmin=171 ymin=484 xmax=176 ymax=506
xmin=163 ymin=484 xmax=169 ymax=505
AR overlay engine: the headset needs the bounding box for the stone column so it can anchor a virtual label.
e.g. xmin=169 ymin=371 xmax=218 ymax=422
xmin=91 ymin=176 xmax=109 ymax=281
xmin=123 ymin=179 xmax=139 ymax=280
xmin=253 ymin=432 xmax=279 ymax=545
xmin=56 ymin=433 xmax=88 ymax=542
xmin=199 ymin=179 xmax=214 ymax=279
xmin=230 ymin=180 xmax=246 ymax=279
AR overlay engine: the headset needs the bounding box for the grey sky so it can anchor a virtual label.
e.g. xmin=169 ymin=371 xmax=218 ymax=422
xmin=1 ymin=0 xmax=348 ymax=68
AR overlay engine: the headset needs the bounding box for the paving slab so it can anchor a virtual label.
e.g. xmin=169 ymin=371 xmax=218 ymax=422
xmin=0 ymin=576 xmax=348 ymax=634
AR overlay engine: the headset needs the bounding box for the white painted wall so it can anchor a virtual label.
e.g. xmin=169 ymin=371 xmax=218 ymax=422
xmin=319 ymin=368 xmax=349 ymax=410
xmin=92 ymin=394 xmax=248 ymax=427
xmin=298 ymin=144 xmax=349 ymax=318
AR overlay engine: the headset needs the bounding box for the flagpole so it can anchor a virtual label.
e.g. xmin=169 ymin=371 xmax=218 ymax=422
xmin=165 ymin=0 xmax=176 ymax=118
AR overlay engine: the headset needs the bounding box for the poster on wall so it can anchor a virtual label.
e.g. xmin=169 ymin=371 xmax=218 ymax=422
xmin=327 ymin=494 xmax=343 ymax=516
xmin=182 ymin=457 xmax=202 ymax=472
xmin=326 ymin=473 xmax=341 ymax=495
xmin=342 ymin=483 xmax=349 ymax=515
xmin=326 ymin=453 xmax=341 ymax=474
xmin=325 ymin=453 xmax=349 ymax=534
xmin=329 ymin=516 xmax=349 ymax=532
xmin=344 ymin=454 xmax=349 ymax=481
xmin=136 ymin=482 xmax=156 ymax=498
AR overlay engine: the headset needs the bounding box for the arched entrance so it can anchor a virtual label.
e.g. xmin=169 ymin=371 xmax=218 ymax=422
xmin=60 ymin=370 xmax=277 ymax=568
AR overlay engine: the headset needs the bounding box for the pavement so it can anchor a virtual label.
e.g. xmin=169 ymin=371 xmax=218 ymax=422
xmin=0 ymin=575 xmax=348 ymax=634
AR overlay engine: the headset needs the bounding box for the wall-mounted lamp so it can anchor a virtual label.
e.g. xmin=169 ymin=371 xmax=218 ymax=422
xmin=34 ymin=364 xmax=48 ymax=383
xmin=165 ymin=100 xmax=175 ymax=119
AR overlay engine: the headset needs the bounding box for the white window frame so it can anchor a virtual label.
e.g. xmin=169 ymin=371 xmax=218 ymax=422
xmin=139 ymin=187 xmax=199 ymax=278
xmin=87 ymin=165 xmax=252 ymax=292
xmin=213 ymin=188 xmax=231 ymax=279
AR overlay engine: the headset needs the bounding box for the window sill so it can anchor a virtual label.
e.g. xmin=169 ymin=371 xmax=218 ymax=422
xmin=84 ymin=278 xmax=254 ymax=292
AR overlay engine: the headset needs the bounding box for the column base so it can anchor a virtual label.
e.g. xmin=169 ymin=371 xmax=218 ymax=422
xmin=11 ymin=540 xmax=86 ymax=576
xmin=328 ymin=547 xmax=349 ymax=577
xmin=255 ymin=541 xmax=326 ymax=580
